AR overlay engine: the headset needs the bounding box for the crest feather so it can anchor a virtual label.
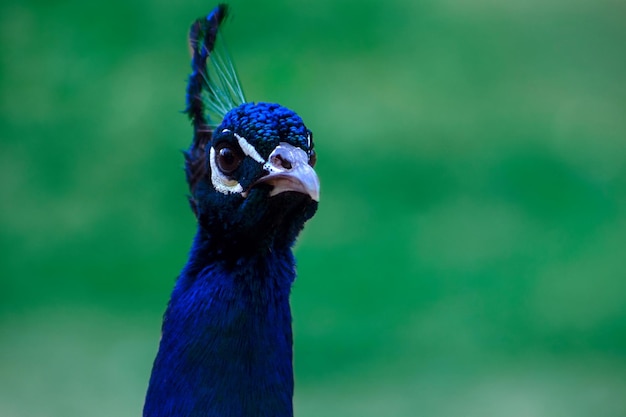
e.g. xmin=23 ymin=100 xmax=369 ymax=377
xmin=185 ymin=4 xmax=246 ymax=195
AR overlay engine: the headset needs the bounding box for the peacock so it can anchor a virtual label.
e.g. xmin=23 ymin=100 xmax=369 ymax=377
xmin=143 ymin=4 xmax=319 ymax=417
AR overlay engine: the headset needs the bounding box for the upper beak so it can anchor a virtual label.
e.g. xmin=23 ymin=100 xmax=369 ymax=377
xmin=247 ymin=142 xmax=319 ymax=202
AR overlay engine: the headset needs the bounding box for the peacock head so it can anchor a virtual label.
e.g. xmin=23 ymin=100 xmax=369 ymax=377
xmin=185 ymin=102 xmax=319 ymax=254
xmin=183 ymin=5 xmax=318 ymax=255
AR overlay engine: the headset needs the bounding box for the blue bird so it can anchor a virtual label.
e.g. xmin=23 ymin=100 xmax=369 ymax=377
xmin=143 ymin=4 xmax=319 ymax=417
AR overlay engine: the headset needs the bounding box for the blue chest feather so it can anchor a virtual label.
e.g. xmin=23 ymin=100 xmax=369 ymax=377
xmin=144 ymin=240 xmax=297 ymax=417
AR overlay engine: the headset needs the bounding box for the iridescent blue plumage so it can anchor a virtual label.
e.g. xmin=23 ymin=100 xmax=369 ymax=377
xmin=143 ymin=4 xmax=318 ymax=417
xmin=219 ymin=102 xmax=311 ymax=157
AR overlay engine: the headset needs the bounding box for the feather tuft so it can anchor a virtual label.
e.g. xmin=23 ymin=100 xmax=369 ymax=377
xmin=186 ymin=4 xmax=246 ymax=133
xmin=184 ymin=4 xmax=246 ymax=195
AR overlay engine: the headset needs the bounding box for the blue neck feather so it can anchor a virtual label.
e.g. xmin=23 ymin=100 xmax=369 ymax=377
xmin=144 ymin=228 xmax=297 ymax=417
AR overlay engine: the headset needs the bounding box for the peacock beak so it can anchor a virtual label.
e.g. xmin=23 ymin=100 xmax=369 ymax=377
xmin=249 ymin=142 xmax=320 ymax=202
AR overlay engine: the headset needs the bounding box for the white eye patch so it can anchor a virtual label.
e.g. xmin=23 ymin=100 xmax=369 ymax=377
xmin=234 ymin=133 xmax=264 ymax=163
xmin=209 ymin=133 xmax=264 ymax=195
xmin=209 ymin=147 xmax=244 ymax=195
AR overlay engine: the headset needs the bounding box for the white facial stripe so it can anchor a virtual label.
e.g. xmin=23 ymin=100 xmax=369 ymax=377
xmin=209 ymin=147 xmax=243 ymax=195
xmin=234 ymin=133 xmax=265 ymax=164
xmin=307 ymin=132 xmax=311 ymax=150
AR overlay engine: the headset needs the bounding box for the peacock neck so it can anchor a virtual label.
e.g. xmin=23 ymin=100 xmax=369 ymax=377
xmin=143 ymin=228 xmax=297 ymax=417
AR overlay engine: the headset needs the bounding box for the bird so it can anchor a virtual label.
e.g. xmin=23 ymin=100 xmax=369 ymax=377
xmin=142 ymin=4 xmax=319 ymax=417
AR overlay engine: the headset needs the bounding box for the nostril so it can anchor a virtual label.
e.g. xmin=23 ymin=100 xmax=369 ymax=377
xmin=272 ymin=155 xmax=292 ymax=170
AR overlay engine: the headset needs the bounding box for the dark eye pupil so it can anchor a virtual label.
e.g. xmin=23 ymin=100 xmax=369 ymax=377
xmin=308 ymin=150 xmax=317 ymax=168
xmin=216 ymin=146 xmax=242 ymax=174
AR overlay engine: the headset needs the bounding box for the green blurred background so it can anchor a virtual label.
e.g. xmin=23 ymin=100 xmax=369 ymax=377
xmin=2 ymin=0 xmax=626 ymax=416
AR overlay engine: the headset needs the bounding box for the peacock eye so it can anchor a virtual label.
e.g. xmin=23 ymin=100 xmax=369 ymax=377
xmin=215 ymin=144 xmax=244 ymax=175
xmin=308 ymin=149 xmax=317 ymax=167
xmin=306 ymin=130 xmax=316 ymax=167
